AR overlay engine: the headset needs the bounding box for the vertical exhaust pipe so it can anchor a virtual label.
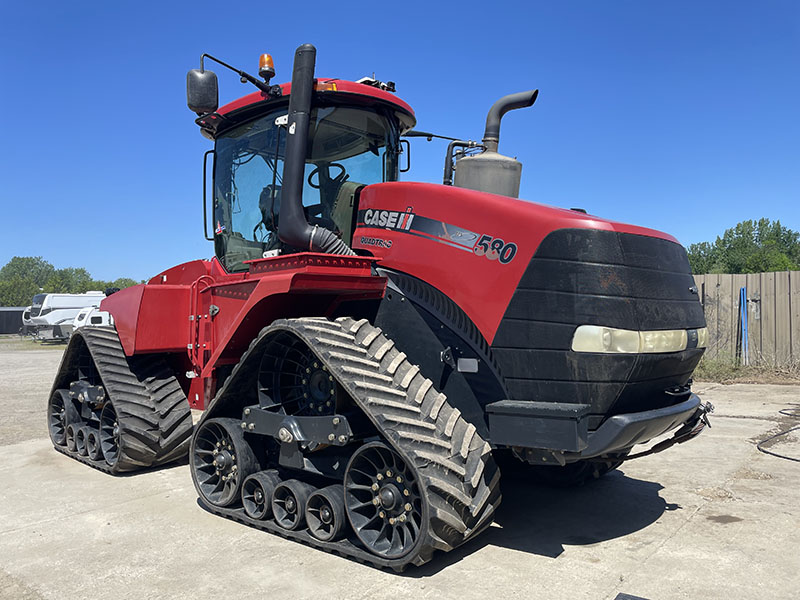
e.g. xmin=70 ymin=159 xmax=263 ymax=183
xmin=482 ymin=90 xmax=538 ymax=152
xmin=278 ymin=43 xmax=354 ymax=255
xmin=452 ymin=89 xmax=538 ymax=198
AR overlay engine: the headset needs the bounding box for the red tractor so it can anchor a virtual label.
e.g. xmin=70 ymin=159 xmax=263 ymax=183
xmin=47 ymin=44 xmax=711 ymax=570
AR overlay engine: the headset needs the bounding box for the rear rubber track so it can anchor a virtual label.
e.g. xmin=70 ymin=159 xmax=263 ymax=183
xmin=50 ymin=327 xmax=193 ymax=474
xmin=197 ymin=317 xmax=502 ymax=570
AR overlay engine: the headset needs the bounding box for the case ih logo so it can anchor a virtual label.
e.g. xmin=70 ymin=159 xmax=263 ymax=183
xmin=362 ymin=208 xmax=415 ymax=230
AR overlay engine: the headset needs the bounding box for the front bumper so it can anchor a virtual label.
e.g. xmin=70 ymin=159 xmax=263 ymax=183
xmin=487 ymin=393 xmax=711 ymax=465
xmin=580 ymin=394 xmax=707 ymax=458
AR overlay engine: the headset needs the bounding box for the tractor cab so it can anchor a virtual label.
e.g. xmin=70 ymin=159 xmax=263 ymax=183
xmin=188 ymin=55 xmax=416 ymax=272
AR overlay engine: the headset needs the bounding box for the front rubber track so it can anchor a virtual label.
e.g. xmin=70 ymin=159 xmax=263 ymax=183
xmin=195 ymin=317 xmax=502 ymax=570
xmin=49 ymin=327 xmax=193 ymax=474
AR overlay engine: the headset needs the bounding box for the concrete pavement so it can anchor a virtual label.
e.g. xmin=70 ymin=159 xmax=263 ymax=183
xmin=1 ymin=340 xmax=798 ymax=600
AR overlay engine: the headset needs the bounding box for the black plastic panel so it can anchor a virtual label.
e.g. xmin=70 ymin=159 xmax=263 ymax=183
xmin=492 ymin=229 xmax=706 ymax=423
xmin=486 ymin=401 xmax=590 ymax=451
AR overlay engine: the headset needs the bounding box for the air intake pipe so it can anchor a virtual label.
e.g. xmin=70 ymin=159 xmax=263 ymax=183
xmin=278 ymin=44 xmax=355 ymax=255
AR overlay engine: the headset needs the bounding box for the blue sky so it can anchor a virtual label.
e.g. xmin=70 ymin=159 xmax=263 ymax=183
xmin=1 ymin=1 xmax=797 ymax=281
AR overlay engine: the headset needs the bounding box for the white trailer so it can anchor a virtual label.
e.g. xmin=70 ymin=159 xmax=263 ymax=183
xmin=28 ymin=292 xmax=106 ymax=341
xmin=21 ymin=306 xmax=34 ymax=335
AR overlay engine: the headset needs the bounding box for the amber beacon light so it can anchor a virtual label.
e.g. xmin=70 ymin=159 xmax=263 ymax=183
xmin=259 ymin=54 xmax=275 ymax=83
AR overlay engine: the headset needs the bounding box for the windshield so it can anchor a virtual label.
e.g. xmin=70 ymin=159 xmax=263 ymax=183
xmin=213 ymin=104 xmax=400 ymax=272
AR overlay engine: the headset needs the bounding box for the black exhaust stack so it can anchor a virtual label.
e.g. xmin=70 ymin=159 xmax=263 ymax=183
xmin=452 ymin=89 xmax=538 ymax=198
xmin=482 ymin=90 xmax=538 ymax=153
xmin=279 ymin=44 xmax=355 ymax=255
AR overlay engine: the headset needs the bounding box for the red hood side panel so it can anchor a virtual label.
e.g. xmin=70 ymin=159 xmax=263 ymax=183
xmin=352 ymin=182 xmax=679 ymax=344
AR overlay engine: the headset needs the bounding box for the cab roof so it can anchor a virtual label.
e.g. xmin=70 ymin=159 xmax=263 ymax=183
xmin=196 ymin=78 xmax=416 ymax=139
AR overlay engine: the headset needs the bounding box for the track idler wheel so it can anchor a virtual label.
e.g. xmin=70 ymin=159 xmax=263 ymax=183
xmin=99 ymin=402 xmax=121 ymax=468
xmin=192 ymin=418 xmax=258 ymax=507
xmin=344 ymin=442 xmax=423 ymax=559
xmin=75 ymin=426 xmax=89 ymax=456
xmin=48 ymin=389 xmax=79 ymax=447
xmin=272 ymin=480 xmax=315 ymax=531
xmin=65 ymin=423 xmax=78 ymax=452
xmin=241 ymin=470 xmax=281 ymax=520
xmin=86 ymin=429 xmax=103 ymax=461
xmin=306 ymin=484 xmax=347 ymax=542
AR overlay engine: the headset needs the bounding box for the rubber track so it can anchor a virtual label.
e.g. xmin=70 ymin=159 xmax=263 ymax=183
xmin=196 ymin=317 xmax=502 ymax=570
xmin=49 ymin=327 xmax=193 ymax=474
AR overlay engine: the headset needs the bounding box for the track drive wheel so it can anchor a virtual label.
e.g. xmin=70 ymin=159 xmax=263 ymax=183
xmin=272 ymin=480 xmax=316 ymax=531
xmin=47 ymin=389 xmax=79 ymax=447
xmin=192 ymin=418 xmax=258 ymax=507
xmin=344 ymin=442 xmax=423 ymax=559
xmin=306 ymin=484 xmax=347 ymax=542
xmin=241 ymin=470 xmax=282 ymax=520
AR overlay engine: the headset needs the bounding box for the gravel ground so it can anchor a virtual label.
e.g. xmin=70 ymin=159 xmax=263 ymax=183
xmin=1 ymin=336 xmax=798 ymax=600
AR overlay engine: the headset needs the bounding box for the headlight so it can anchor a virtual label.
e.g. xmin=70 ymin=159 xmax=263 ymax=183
xmin=571 ymin=325 xmax=639 ymax=353
xmin=571 ymin=325 xmax=704 ymax=354
xmin=639 ymin=329 xmax=687 ymax=353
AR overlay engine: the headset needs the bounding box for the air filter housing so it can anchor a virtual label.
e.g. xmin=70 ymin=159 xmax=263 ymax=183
xmin=452 ymin=89 xmax=537 ymax=199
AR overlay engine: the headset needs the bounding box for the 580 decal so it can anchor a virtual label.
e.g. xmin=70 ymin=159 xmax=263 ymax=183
xmin=473 ymin=235 xmax=517 ymax=264
xmin=357 ymin=206 xmax=518 ymax=265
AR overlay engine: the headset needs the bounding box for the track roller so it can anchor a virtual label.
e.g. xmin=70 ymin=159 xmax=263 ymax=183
xmin=86 ymin=429 xmax=103 ymax=461
xmin=306 ymin=484 xmax=347 ymax=542
xmin=75 ymin=427 xmax=89 ymax=456
xmin=192 ymin=418 xmax=258 ymax=507
xmin=272 ymin=480 xmax=316 ymax=531
xmin=66 ymin=423 xmax=78 ymax=453
xmin=242 ymin=470 xmax=282 ymax=520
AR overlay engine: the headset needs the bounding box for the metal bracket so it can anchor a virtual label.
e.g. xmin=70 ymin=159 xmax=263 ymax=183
xmin=69 ymin=380 xmax=106 ymax=405
xmin=241 ymin=405 xmax=354 ymax=446
xmin=440 ymin=346 xmax=456 ymax=369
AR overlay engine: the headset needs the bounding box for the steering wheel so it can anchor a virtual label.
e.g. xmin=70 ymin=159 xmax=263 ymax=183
xmin=307 ymin=163 xmax=347 ymax=189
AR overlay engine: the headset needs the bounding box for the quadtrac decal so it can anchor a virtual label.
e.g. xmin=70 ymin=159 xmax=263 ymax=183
xmin=356 ymin=208 xmax=518 ymax=264
xmin=359 ymin=236 xmax=393 ymax=249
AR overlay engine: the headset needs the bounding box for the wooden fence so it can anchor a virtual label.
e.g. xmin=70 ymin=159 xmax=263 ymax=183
xmin=693 ymin=271 xmax=800 ymax=366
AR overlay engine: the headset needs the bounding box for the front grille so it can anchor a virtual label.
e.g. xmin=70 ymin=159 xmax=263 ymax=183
xmin=491 ymin=228 xmax=705 ymax=424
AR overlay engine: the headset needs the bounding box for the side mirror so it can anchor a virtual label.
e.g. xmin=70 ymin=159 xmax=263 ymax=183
xmin=187 ymin=69 xmax=219 ymax=115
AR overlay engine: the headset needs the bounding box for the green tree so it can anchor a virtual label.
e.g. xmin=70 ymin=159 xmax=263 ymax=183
xmin=44 ymin=267 xmax=94 ymax=293
xmin=688 ymin=219 xmax=799 ymax=274
xmin=0 ymin=256 xmax=54 ymax=288
xmin=0 ymin=277 xmax=39 ymax=307
xmin=111 ymin=277 xmax=140 ymax=289
xmin=0 ymin=256 xmax=141 ymax=305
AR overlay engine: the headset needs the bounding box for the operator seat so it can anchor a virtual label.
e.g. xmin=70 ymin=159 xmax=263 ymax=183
xmin=330 ymin=181 xmax=364 ymax=244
